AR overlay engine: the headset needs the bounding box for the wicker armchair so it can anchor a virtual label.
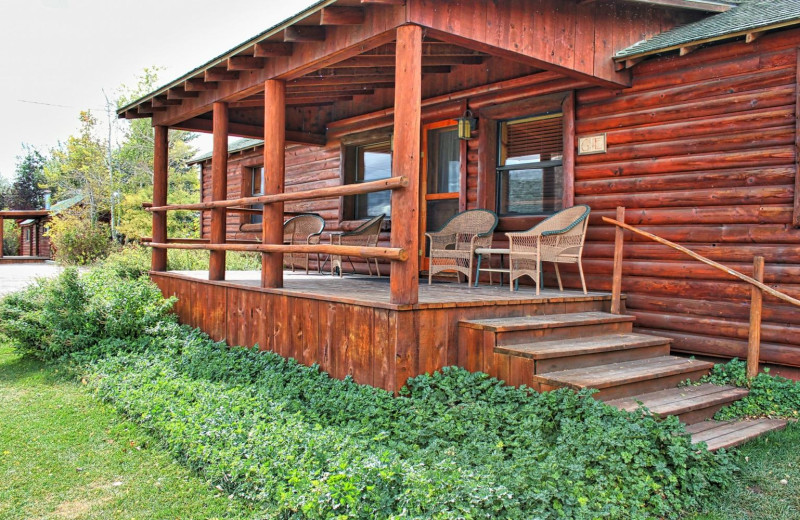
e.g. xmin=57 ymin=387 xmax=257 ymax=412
xmin=283 ymin=213 xmax=325 ymax=274
xmin=506 ymin=205 xmax=590 ymax=294
xmin=331 ymin=214 xmax=385 ymax=277
xmin=426 ymin=209 xmax=498 ymax=287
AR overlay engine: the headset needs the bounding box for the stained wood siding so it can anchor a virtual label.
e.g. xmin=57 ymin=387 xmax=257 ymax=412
xmin=574 ymin=31 xmax=800 ymax=368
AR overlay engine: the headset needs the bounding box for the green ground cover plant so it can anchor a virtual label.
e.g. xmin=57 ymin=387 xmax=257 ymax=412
xmin=0 ymin=262 xmax=797 ymax=519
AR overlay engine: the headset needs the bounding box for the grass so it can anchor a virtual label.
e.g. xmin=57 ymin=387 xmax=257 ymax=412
xmin=689 ymin=422 xmax=800 ymax=520
xmin=0 ymin=344 xmax=257 ymax=520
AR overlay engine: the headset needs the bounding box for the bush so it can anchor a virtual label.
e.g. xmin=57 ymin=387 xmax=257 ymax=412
xmin=100 ymin=244 xmax=260 ymax=279
xmin=698 ymin=359 xmax=800 ymax=420
xmin=47 ymin=207 xmax=111 ymax=265
xmin=2 ymin=219 xmax=20 ymax=256
xmin=0 ymin=261 xmax=746 ymax=519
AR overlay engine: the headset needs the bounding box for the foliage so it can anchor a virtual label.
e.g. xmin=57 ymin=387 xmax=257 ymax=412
xmin=2 ymin=219 xmax=20 ymax=256
xmin=46 ymin=207 xmax=112 ymax=265
xmin=0 ymin=262 xmax=740 ymax=519
xmin=99 ymin=244 xmax=260 ymax=279
xmin=698 ymin=359 xmax=800 ymax=421
xmin=45 ymin=112 xmax=108 ymax=221
xmin=0 ymin=345 xmax=258 ymax=520
xmin=0 ymin=266 xmax=175 ymax=362
xmin=7 ymin=145 xmax=47 ymax=210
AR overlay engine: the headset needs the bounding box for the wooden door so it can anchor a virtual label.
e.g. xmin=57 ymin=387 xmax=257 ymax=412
xmin=420 ymin=120 xmax=461 ymax=269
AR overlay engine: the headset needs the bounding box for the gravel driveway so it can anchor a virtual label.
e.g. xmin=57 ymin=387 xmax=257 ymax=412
xmin=0 ymin=263 xmax=63 ymax=296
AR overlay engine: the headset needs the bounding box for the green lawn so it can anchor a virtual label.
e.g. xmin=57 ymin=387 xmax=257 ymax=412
xmin=690 ymin=422 xmax=799 ymax=520
xmin=0 ymin=345 xmax=257 ymax=520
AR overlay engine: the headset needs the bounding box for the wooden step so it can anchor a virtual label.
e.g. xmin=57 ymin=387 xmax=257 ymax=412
xmin=687 ymin=419 xmax=789 ymax=451
xmin=460 ymin=312 xmax=636 ymax=345
xmin=496 ymin=333 xmax=671 ymax=374
xmin=606 ymin=383 xmax=750 ymax=425
xmin=532 ymin=356 xmax=714 ymax=400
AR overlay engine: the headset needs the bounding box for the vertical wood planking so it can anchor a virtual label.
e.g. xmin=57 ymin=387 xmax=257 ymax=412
xmin=747 ymin=256 xmax=765 ymax=378
xmin=152 ymin=126 xmax=168 ymax=271
xmin=372 ymin=308 xmax=392 ymax=389
xmin=262 ymin=80 xmax=286 ymax=288
xmin=389 ymin=24 xmax=422 ymax=305
xmin=349 ymin=306 xmax=374 ymax=385
xmin=209 ymin=102 xmax=228 ymax=280
xmin=392 ymin=310 xmax=419 ymax=393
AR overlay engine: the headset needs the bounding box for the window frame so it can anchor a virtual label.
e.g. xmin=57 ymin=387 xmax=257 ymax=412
xmin=495 ymin=111 xmax=565 ymax=217
xmin=339 ymin=130 xmax=394 ymax=223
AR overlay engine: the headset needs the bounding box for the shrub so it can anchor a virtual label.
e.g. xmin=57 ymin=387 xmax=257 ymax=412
xmin=2 ymin=219 xmax=20 ymax=256
xmin=47 ymin=207 xmax=111 ymax=265
xmin=99 ymin=244 xmax=261 ymax=279
xmin=699 ymin=359 xmax=800 ymax=420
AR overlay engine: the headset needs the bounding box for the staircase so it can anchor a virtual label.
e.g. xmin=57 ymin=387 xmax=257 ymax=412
xmin=458 ymin=311 xmax=787 ymax=451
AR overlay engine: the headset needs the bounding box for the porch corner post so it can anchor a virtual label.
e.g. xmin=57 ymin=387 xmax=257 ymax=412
xmin=389 ymin=24 xmax=423 ymax=305
xmin=151 ymin=125 xmax=168 ymax=271
xmin=0 ymin=216 xmax=4 ymax=259
xmin=261 ymin=79 xmax=286 ymax=288
xmin=209 ymin=101 xmax=229 ymax=281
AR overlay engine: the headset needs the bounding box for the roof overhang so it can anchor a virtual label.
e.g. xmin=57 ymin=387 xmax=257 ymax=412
xmin=618 ymin=0 xmax=736 ymax=13
xmin=0 ymin=210 xmax=50 ymax=218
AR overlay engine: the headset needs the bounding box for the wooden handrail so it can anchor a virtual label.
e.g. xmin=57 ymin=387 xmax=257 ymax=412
xmin=603 ymin=208 xmax=800 ymax=380
xmin=602 ymin=216 xmax=800 ymax=307
xmin=144 ymin=241 xmax=408 ymax=262
xmin=147 ymin=176 xmax=408 ymax=212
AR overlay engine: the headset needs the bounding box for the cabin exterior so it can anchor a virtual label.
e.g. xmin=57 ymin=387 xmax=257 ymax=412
xmin=119 ymin=0 xmax=800 ymax=397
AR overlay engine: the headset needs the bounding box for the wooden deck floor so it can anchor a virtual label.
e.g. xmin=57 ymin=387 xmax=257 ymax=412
xmin=172 ymin=270 xmax=610 ymax=310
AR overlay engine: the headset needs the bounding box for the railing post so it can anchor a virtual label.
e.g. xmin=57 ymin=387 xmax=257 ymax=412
xmin=261 ymin=79 xmax=286 ymax=289
xmin=151 ymin=125 xmax=168 ymax=271
xmin=0 ymin=216 xmax=4 ymax=259
xmin=610 ymin=206 xmax=625 ymax=314
xmin=209 ymin=102 xmax=229 ymax=281
xmin=747 ymin=255 xmax=765 ymax=379
xmin=389 ymin=24 xmax=422 ymax=305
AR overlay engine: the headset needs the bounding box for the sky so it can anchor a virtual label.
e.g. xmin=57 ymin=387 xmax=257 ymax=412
xmin=0 ymin=0 xmax=318 ymax=181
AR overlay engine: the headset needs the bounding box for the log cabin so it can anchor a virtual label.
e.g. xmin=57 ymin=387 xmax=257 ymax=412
xmin=117 ymin=0 xmax=800 ymax=447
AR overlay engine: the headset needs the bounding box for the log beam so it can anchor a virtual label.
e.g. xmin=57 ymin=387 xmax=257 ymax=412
xmin=747 ymin=256 xmax=765 ymax=378
xmin=254 ymin=42 xmax=294 ymax=57
xmin=262 ymin=80 xmax=286 ymax=288
xmin=152 ymin=125 xmax=168 ymax=271
xmin=389 ymin=24 xmax=422 ymax=305
xmin=284 ymin=26 xmax=326 ymax=42
xmin=320 ymin=7 xmax=365 ymax=25
xmin=209 ymin=102 xmax=228 ymax=281
xmin=227 ymin=56 xmax=266 ymax=71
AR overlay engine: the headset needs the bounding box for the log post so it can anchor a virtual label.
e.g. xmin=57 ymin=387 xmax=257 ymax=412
xmin=389 ymin=24 xmax=422 ymax=305
xmin=610 ymin=206 xmax=625 ymax=314
xmin=747 ymin=255 xmax=765 ymax=379
xmin=209 ymin=102 xmax=229 ymax=281
xmin=261 ymin=79 xmax=286 ymax=288
xmin=0 ymin=217 xmax=4 ymax=259
xmin=151 ymin=125 xmax=169 ymax=271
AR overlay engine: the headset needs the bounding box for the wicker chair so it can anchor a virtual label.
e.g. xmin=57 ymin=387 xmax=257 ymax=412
xmin=331 ymin=214 xmax=385 ymax=277
xmin=506 ymin=205 xmax=591 ymax=294
xmin=283 ymin=213 xmax=325 ymax=274
xmin=426 ymin=209 xmax=498 ymax=287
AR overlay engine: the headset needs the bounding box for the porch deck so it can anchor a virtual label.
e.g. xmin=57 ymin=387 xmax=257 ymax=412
xmin=152 ymin=270 xmax=614 ymax=392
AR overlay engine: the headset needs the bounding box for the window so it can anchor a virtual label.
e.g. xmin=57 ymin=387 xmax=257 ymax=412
xmin=496 ymin=113 xmax=564 ymax=216
xmin=343 ymin=139 xmax=392 ymax=220
xmin=250 ymin=166 xmax=264 ymax=224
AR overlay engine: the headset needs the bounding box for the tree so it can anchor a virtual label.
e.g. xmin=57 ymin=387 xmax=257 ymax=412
xmin=45 ymin=111 xmax=109 ymax=221
xmin=8 ymin=146 xmax=47 ymax=210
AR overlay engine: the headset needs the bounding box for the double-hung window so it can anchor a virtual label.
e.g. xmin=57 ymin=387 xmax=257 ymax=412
xmin=496 ymin=112 xmax=564 ymax=215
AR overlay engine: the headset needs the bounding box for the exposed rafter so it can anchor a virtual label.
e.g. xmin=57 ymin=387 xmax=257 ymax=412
xmin=227 ymin=56 xmax=266 ymax=71
xmin=320 ymin=6 xmax=365 ymax=25
xmin=284 ymin=25 xmax=326 ymax=42
xmin=253 ymin=42 xmax=294 ymax=57
xmin=205 ymin=68 xmax=240 ymax=82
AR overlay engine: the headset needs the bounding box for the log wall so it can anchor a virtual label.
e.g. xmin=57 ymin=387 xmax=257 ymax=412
xmin=196 ymin=28 xmax=800 ymax=372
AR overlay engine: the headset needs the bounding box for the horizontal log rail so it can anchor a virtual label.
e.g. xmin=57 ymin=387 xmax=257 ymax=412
xmin=141 ymin=237 xmax=260 ymax=245
xmin=603 ymin=206 xmax=800 ymax=379
xmin=144 ymin=241 xmax=408 ymax=262
xmin=146 ymin=176 xmax=408 ymax=213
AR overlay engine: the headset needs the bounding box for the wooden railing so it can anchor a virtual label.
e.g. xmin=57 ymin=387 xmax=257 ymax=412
xmin=603 ymin=206 xmax=800 ymax=380
xmin=143 ymin=176 xmax=408 ymax=262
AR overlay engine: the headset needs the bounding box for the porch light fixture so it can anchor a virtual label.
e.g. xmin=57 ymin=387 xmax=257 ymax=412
xmin=457 ymin=110 xmax=477 ymax=140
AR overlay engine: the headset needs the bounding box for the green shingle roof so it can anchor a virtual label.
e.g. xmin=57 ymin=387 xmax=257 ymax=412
xmin=189 ymin=138 xmax=264 ymax=165
xmin=616 ymin=0 xmax=800 ymax=60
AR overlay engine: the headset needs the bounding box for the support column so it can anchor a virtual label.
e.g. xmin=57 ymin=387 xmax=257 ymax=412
xmin=0 ymin=217 xmax=4 ymax=259
xmin=152 ymin=125 xmax=168 ymax=271
xmin=261 ymin=80 xmax=286 ymax=288
xmin=389 ymin=24 xmax=422 ymax=305
xmin=209 ymin=102 xmax=229 ymax=281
